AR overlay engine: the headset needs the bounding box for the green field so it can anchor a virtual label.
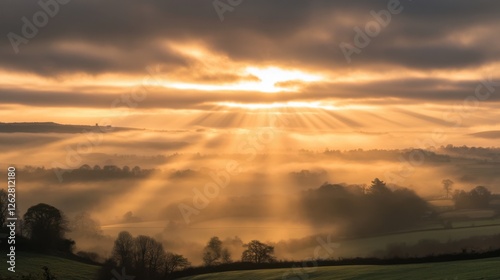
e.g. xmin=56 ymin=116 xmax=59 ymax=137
xmin=179 ymin=258 xmax=500 ymax=280
xmin=285 ymin=223 xmax=500 ymax=260
xmin=0 ymin=252 xmax=100 ymax=280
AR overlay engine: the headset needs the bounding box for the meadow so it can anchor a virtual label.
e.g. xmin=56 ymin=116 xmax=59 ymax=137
xmin=179 ymin=257 xmax=500 ymax=280
xmin=0 ymin=252 xmax=100 ymax=280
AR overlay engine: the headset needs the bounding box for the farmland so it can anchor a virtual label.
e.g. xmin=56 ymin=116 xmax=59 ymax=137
xmin=179 ymin=257 xmax=500 ymax=280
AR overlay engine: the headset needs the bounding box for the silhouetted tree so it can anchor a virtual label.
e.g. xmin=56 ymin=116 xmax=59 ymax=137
xmin=103 ymin=165 xmax=120 ymax=172
xmin=221 ymin=248 xmax=232 ymax=264
xmin=202 ymin=237 xmax=223 ymax=266
xmin=164 ymin=253 xmax=190 ymax=275
xmin=109 ymin=231 xmax=190 ymax=279
xmin=79 ymin=164 xmax=91 ymax=170
xmin=442 ymin=179 xmax=454 ymax=199
xmin=112 ymin=231 xmax=135 ymax=269
xmin=145 ymin=238 xmax=166 ymax=277
xmin=453 ymin=190 xmax=469 ymax=209
xmin=122 ymin=165 xmax=131 ymax=174
xmin=132 ymin=166 xmax=141 ymax=175
xmin=133 ymin=235 xmax=166 ymax=278
xmin=23 ymin=203 xmax=69 ymax=250
xmin=241 ymin=240 xmax=275 ymax=263
xmin=133 ymin=235 xmax=151 ymax=274
xmin=302 ymin=180 xmax=429 ymax=236
xmin=453 ymin=186 xmax=492 ymax=209
xmin=469 ymin=186 xmax=492 ymax=207
xmin=368 ymin=178 xmax=391 ymax=195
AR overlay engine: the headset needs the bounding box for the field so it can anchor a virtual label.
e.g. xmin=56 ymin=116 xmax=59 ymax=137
xmin=179 ymin=257 xmax=500 ymax=280
xmin=0 ymin=252 xmax=100 ymax=280
xmin=285 ymin=222 xmax=500 ymax=260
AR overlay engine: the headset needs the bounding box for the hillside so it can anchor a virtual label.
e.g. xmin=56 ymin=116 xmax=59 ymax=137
xmin=178 ymin=257 xmax=500 ymax=280
xmin=0 ymin=122 xmax=139 ymax=134
xmin=0 ymin=252 xmax=100 ymax=280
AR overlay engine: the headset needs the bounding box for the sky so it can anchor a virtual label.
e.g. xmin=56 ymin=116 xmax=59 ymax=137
xmin=2 ymin=1 xmax=500 ymax=264
xmin=1 ymin=0 xmax=500 ymax=134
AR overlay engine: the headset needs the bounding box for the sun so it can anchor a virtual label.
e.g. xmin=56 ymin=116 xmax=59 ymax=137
xmin=217 ymin=101 xmax=340 ymax=111
xmin=244 ymin=66 xmax=323 ymax=92
xmin=164 ymin=66 xmax=323 ymax=93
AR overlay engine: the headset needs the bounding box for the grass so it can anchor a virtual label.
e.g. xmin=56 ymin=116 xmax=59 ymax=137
xmin=285 ymin=224 xmax=500 ymax=260
xmin=179 ymin=257 xmax=500 ymax=280
xmin=0 ymin=251 xmax=100 ymax=280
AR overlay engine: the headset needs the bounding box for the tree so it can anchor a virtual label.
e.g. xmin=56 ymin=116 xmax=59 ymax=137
xmin=202 ymin=236 xmax=223 ymax=266
xmin=468 ymin=186 xmax=492 ymax=208
xmin=442 ymin=179 xmax=454 ymax=199
xmin=112 ymin=231 xmax=135 ymax=269
xmin=109 ymin=232 xmax=187 ymax=280
xmin=132 ymin=166 xmax=141 ymax=175
xmin=453 ymin=186 xmax=492 ymax=209
xmin=145 ymin=238 xmax=166 ymax=276
xmin=164 ymin=253 xmax=190 ymax=275
xmin=368 ymin=178 xmax=391 ymax=195
xmin=241 ymin=240 xmax=275 ymax=263
xmin=452 ymin=190 xmax=469 ymax=209
xmin=133 ymin=235 xmax=166 ymax=277
xmin=23 ymin=203 xmax=69 ymax=250
xmin=79 ymin=164 xmax=91 ymax=170
xmin=122 ymin=166 xmax=130 ymax=174
xmin=221 ymin=248 xmax=232 ymax=264
xmin=133 ymin=235 xmax=152 ymax=273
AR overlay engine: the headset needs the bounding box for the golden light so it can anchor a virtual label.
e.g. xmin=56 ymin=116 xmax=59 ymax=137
xmin=245 ymin=66 xmax=323 ymax=91
xmin=164 ymin=66 xmax=323 ymax=93
xmin=217 ymin=101 xmax=340 ymax=111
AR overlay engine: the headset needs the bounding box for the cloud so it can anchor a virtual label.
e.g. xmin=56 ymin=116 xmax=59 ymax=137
xmin=1 ymin=0 xmax=500 ymax=128
xmin=1 ymin=0 xmax=500 ymax=76
xmin=470 ymin=131 xmax=500 ymax=139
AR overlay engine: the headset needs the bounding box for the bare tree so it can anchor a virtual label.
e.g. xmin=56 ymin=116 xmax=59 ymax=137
xmin=442 ymin=179 xmax=454 ymax=199
xmin=110 ymin=232 xmax=187 ymax=279
xmin=221 ymin=248 xmax=232 ymax=264
xmin=133 ymin=235 xmax=152 ymax=273
xmin=241 ymin=240 xmax=275 ymax=263
xmin=202 ymin=236 xmax=223 ymax=266
xmin=111 ymin=231 xmax=135 ymax=269
xmin=132 ymin=235 xmax=167 ymax=277
xmin=164 ymin=253 xmax=190 ymax=275
xmin=146 ymin=238 xmax=166 ymax=276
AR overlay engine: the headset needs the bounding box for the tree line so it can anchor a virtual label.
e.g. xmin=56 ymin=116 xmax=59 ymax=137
xmin=98 ymin=234 xmax=276 ymax=280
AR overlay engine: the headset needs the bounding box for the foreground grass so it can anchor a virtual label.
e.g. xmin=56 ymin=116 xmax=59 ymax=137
xmin=0 ymin=252 xmax=100 ymax=280
xmin=179 ymin=257 xmax=500 ymax=280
